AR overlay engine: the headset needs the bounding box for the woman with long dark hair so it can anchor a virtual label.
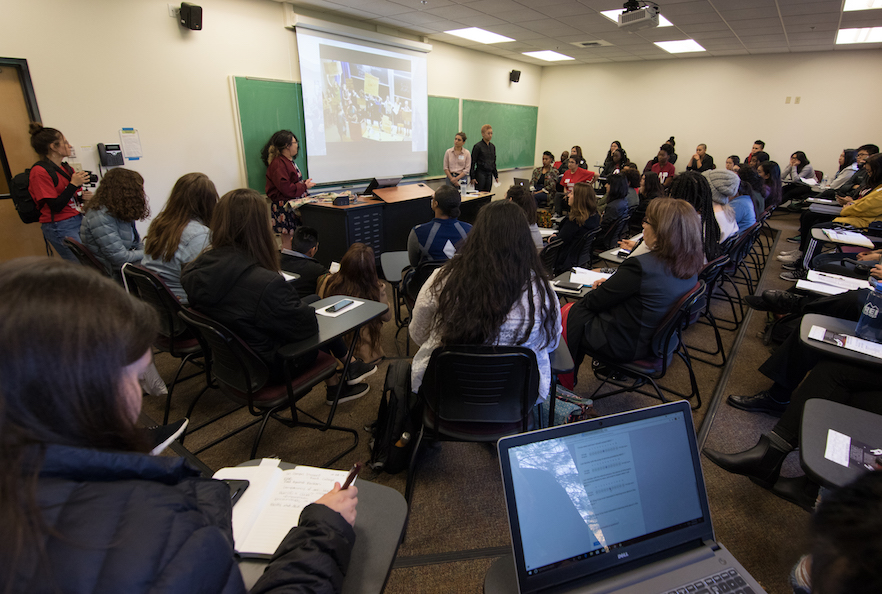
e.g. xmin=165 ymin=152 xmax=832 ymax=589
xmin=26 ymin=123 xmax=90 ymax=262
xmin=319 ymin=242 xmax=392 ymax=365
xmin=758 ymin=160 xmax=783 ymax=210
xmin=601 ymin=141 xmax=629 ymax=177
xmin=410 ymin=200 xmax=560 ymax=402
xmin=552 ymin=182 xmax=601 ymax=273
xmin=261 ymin=130 xmax=316 ymax=249
xmin=182 ymin=189 xmax=373 ymax=402
xmin=142 ymin=172 xmax=218 ymax=303
xmin=563 ymin=198 xmax=704 ymax=374
xmin=80 ymin=167 xmax=150 ymax=279
xmin=781 ymin=151 xmax=815 ymax=183
xmin=0 ymin=258 xmax=357 ymax=593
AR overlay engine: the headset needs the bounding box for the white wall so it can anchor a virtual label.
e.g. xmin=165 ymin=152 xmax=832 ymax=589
xmin=2 ymin=0 xmax=542 ymax=231
xmin=537 ymin=50 xmax=882 ymax=175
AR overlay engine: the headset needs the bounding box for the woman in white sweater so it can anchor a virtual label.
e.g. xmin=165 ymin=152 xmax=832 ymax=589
xmin=409 ymin=200 xmax=561 ymax=402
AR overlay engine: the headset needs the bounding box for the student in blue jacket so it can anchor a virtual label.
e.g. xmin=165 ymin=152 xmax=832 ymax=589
xmin=0 ymin=257 xmax=358 ymax=594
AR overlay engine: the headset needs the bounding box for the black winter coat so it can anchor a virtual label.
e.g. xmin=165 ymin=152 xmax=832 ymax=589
xmin=4 ymin=444 xmax=354 ymax=593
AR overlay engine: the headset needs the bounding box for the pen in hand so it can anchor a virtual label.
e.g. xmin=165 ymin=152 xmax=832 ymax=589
xmin=341 ymin=462 xmax=361 ymax=490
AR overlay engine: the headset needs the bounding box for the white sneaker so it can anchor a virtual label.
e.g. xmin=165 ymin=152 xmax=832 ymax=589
xmin=777 ymin=249 xmax=798 ymax=257
xmin=777 ymin=250 xmax=803 ymax=263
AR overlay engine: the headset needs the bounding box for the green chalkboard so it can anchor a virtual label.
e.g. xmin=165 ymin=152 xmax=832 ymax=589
xmin=233 ymin=77 xmax=307 ymax=192
xmin=462 ymin=100 xmax=538 ymax=170
xmin=427 ymin=96 xmax=459 ymax=177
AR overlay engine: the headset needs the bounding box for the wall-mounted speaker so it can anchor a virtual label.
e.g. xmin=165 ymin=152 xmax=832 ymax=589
xmin=509 ymin=70 xmax=521 ymax=83
xmin=180 ymin=3 xmax=202 ymax=30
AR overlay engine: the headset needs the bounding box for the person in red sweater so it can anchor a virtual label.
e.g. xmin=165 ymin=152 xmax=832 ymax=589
xmin=557 ymin=156 xmax=595 ymax=215
xmin=261 ymin=130 xmax=315 ymax=250
xmin=27 ymin=123 xmax=90 ymax=262
xmin=651 ymin=144 xmax=676 ymax=188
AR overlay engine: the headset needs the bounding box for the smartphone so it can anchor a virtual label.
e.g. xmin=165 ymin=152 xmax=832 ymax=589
xmin=224 ymin=479 xmax=249 ymax=505
xmin=327 ymin=299 xmax=353 ymax=313
xmin=555 ymin=281 xmax=582 ymax=291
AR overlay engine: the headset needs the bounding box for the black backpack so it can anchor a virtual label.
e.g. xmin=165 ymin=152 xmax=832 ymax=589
xmin=10 ymin=161 xmax=69 ymax=224
xmin=367 ymin=360 xmax=421 ymax=474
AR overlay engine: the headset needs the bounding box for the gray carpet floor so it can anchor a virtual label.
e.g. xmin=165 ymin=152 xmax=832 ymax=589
xmin=144 ymin=211 xmax=811 ymax=593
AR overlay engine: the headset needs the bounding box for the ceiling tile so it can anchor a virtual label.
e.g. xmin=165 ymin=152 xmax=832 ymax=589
xmin=393 ymin=10 xmax=449 ymax=24
xmin=504 ymin=7 xmax=549 ymax=22
xmin=537 ymin=1 xmax=595 ymax=18
xmin=668 ymin=12 xmax=726 ymax=26
xmin=389 ymin=0 xmax=456 ymax=9
xmin=521 ymin=19 xmax=583 ymax=36
xmin=718 ymin=7 xmax=781 ymax=20
xmin=425 ymin=4 xmax=485 ymax=19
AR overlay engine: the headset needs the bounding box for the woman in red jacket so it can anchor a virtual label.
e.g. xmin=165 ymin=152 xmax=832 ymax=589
xmin=27 ymin=123 xmax=90 ymax=262
xmin=261 ymin=130 xmax=316 ymax=250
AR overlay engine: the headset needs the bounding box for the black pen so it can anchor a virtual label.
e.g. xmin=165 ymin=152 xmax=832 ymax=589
xmin=341 ymin=462 xmax=361 ymax=489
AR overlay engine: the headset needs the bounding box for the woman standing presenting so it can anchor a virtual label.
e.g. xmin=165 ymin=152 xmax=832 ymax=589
xmin=443 ymin=132 xmax=471 ymax=188
xmin=27 ymin=124 xmax=90 ymax=262
xmin=261 ymin=130 xmax=315 ymax=250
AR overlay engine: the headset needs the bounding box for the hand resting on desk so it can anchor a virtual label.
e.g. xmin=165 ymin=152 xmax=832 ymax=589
xmin=316 ymin=483 xmax=358 ymax=527
xmin=618 ymin=239 xmax=636 ymax=251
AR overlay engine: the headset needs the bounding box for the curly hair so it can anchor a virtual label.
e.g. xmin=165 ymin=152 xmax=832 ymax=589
xmin=430 ymin=200 xmax=558 ymax=349
xmin=86 ymin=168 xmax=149 ymax=222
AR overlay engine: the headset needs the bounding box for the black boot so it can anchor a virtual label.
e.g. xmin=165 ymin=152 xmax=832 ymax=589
xmin=771 ymin=475 xmax=821 ymax=512
xmin=703 ymin=432 xmax=793 ymax=488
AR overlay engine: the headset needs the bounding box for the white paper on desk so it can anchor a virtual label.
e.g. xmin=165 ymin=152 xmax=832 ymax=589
xmin=825 ymin=429 xmax=852 ymax=467
xmin=315 ymin=298 xmax=364 ymax=318
xmin=213 ymin=459 xmax=349 ymax=556
xmin=807 ymin=198 xmax=837 ymax=205
xmin=795 ymin=280 xmax=849 ymax=295
xmin=569 ymin=267 xmax=612 ymax=286
xmin=822 ymin=229 xmax=874 ymax=248
xmin=539 ymin=228 xmax=555 ymax=238
xmin=808 ymin=324 xmax=882 ymax=359
xmin=807 ymin=270 xmax=872 ymax=292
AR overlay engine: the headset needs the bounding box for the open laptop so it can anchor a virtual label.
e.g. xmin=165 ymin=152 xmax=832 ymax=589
xmin=513 ymin=178 xmax=531 ymax=188
xmin=496 ymin=401 xmax=766 ymax=594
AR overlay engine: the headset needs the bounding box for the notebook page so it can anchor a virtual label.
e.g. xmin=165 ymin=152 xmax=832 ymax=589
xmin=806 ymin=270 xmax=871 ymax=292
xmin=239 ymin=466 xmax=349 ymax=556
xmin=213 ymin=459 xmax=283 ymax=548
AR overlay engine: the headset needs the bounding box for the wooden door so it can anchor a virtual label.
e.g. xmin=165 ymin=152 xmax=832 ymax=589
xmin=0 ymin=60 xmax=51 ymax=261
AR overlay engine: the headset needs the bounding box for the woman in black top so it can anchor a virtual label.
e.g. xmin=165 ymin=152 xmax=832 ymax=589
xmin=552 ymin=182 xmax=600 ymax=273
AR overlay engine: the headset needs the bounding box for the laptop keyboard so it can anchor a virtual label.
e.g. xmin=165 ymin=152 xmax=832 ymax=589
xmin=662 ymin=569 xmax=756 ymax=594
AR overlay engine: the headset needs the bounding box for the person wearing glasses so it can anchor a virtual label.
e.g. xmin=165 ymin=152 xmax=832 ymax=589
xmin=261 ymin=130 xmax=316 ymax=250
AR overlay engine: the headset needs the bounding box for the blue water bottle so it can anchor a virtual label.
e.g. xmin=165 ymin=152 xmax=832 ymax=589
xmin=855 ymin=283 xmax=882 ymax=343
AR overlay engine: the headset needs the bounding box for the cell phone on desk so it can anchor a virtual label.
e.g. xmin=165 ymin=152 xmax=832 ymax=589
xmin=327 ymin=299 xmax=353 ymax=313
xmin=555 ymin=281 xmax=582 ymax=291
xmin=224 ymin=479 xmax=249 ymax=505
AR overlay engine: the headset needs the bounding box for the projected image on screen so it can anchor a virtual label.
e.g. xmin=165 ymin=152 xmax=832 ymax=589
xmin=297 ymin=27 xmax=428 ymax=184
xmin=321 ymin=59 xmax=413 ymax=143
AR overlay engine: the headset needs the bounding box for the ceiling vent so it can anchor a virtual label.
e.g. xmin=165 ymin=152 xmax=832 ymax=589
xmin=571 ymin=40 xmax=613 ymax=48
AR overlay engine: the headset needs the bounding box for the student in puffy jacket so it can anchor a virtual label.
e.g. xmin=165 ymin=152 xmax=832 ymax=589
xmin=80 ymin=167 xmax=149 ymax=279
xmin=0 ymin=257 xmax=358 ymax=594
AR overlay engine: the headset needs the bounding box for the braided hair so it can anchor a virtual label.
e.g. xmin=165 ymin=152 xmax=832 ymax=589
xmin=669 ymin=171 xmax=720 ymax=261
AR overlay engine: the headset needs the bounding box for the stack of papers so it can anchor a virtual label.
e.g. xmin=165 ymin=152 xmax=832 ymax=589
xmin=796 ymin=271 xmax=872 ymax=296
xmin=808 ymin=325 xmax=882 ymax=359
xmin=822 ymin=229 xmax=874 ymax=248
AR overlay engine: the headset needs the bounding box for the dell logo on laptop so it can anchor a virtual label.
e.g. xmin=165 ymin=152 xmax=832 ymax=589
xmin=617 ymin=552 xmax=629 ymax=560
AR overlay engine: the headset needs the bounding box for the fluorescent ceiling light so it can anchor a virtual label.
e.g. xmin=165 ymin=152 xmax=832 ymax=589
xmin=522 ymin=50 xmax=574 ymax=61
xmin=654 ymin=39 xmax=706 ymax=53
xmin=600 ymin=9 xmax=673 ymax=26
xmin=444 ymin=27 xmax=514 ymax=44
xmin=836 ymin=27 xmax=882 ymax=43
xmin=844 ymin=0 xmax=882 ymax=11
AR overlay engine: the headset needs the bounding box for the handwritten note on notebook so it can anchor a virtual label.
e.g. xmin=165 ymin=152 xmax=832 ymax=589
xmin=213 ymin=459 xmax=349 ymax=558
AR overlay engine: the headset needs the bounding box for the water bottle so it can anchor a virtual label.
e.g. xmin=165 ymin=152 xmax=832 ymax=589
xmin=820 ymin=174 xmax=829 ymax=189
xmin=459 ymin=178 xmax=467 ymax=196
xmin=855 ymin=284 xmax=882 ymax=343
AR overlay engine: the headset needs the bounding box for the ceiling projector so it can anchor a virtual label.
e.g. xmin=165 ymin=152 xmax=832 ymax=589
xmin=618 ymin=1 xmax=660 ymax=31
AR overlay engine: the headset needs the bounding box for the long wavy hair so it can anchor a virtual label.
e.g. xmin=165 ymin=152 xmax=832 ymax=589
xmin=429 ymin=200 xmax=558 ymax=348
xmin=669 ymin=171 xmax=720 ymax=261
xmin=85 ymin=168 xmax=150 ymax=222
xmin=0 ymin=259 xmax=156 ymax=591
xmin=144 ymin=173 xmax=218 ymax=262
xmin=570 ymin=182 xmax=598 ymax=226
xmin=210 ymin=189 xmax=280 ymax=272
xmin=322 ymin=243 xmax=384 ymax=350
xmin=260 ymin=130 xmax=296 ymax=167
xmin=645 ymin=199 xmax=704 ymax=279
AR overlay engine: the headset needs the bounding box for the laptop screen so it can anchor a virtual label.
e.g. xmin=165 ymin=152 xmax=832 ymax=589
xmin=498 ymin=401 xmax=712 ymax=593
